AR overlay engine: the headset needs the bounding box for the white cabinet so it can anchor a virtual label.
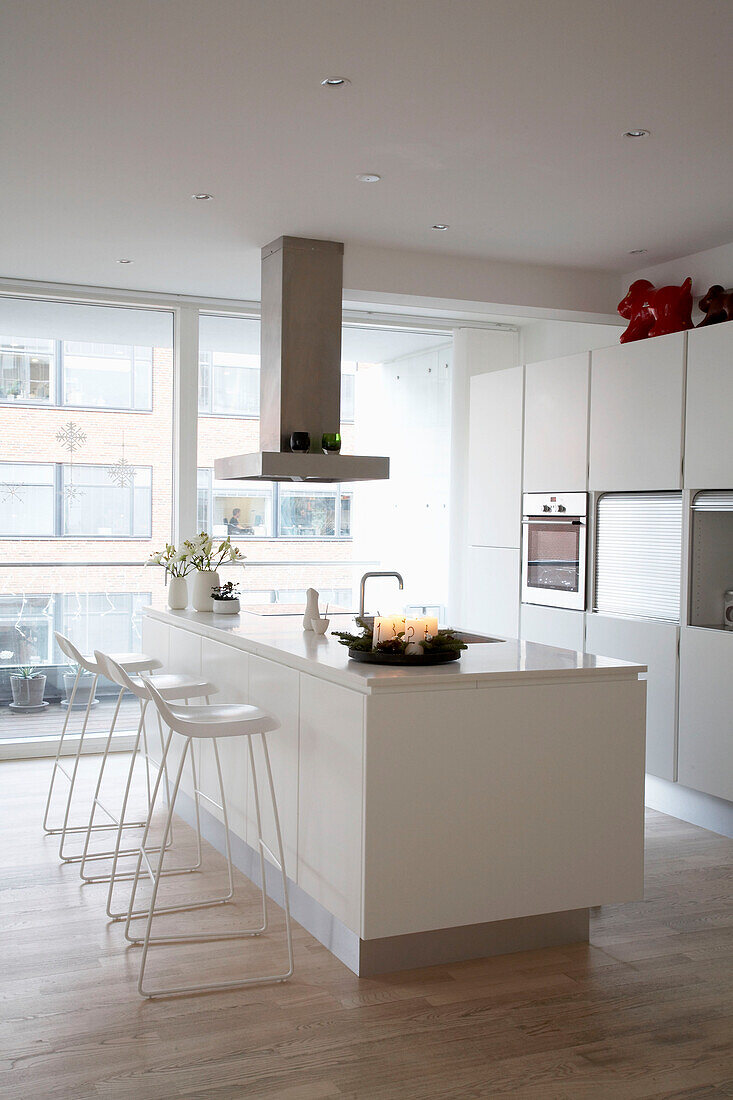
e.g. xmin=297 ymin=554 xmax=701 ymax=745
xmin=468 ymin=366 xmax=523 ymax=548
xmin=684 ymin=324 xmax=733 ymax=488
xmin=589 ymin=332 xmax=685 ymax=491
xmin=465 ymin=546 xmax=520 ymax=637
xmin=523 ymin=352 xmax=589 ymax=492
xmin=584 ymin=613 xmax=679 ymax=781
xmin=520 ymin=604 xmax=585 ymax=652
xmin=678 ymin=627 xmax=733 ymax=802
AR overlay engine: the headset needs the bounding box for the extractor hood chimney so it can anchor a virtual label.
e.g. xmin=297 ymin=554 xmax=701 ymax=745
xmin=214 ymin=236 xmax=390 ymax=484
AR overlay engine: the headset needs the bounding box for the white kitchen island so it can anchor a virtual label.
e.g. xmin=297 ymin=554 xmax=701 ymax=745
xmin=142 ymin=605 xmax=647 ymax=975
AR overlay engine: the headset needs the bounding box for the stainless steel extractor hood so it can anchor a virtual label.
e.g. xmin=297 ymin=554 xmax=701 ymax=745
xmin=214 ymin=236 xmax=390 ymax=483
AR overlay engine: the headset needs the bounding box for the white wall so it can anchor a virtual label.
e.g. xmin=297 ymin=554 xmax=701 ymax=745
xmin=449 ymin=328 xmax=519 ymax=624
xmin=623 ymin=239 xmax=733 ymax=325
xmin=521 ymin=319 xmax=624 ymax=364
xmin=352 ymin=344 xmax=453 ymax=613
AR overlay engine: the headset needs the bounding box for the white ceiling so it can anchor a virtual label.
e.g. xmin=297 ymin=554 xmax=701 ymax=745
xmin=2 ymin=0 xmax=732 ymax=302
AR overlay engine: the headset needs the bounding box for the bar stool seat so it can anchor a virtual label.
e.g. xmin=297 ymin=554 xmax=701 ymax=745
xmin=43 ymin=633 xmax=162 ymax=852
xmin=125 ymin=676 xmax=294 ymax=998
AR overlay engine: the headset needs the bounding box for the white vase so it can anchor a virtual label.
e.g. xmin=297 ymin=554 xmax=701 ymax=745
xmin=167 ymin=575 xmax=188 ymax=610
xmin=191 ymin=569 xmax=220 ymax=612
xmin=302 ymin=587 xmax=320 ymax=630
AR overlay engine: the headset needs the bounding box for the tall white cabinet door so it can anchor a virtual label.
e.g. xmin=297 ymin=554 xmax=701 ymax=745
xmin=523 ymin=353 xmax=589 ymax=492
xmin=465 ymin=546 xmax=520 ymax=637
xmin=585 ymin=613 xmax=678 ymax=781
xmin=678 ymin=627 xmax=733 ymax=802
xmin=467 ymin=366 xmax=523 ymax=548
xmin=589 ymin=332 xmax=685 ymax=491
xmin=684 ymin=324 xmax=733 ymax=488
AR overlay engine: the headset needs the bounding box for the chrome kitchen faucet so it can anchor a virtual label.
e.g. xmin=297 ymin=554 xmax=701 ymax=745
xmin=359 ymin=571 xmax=404 ymax=622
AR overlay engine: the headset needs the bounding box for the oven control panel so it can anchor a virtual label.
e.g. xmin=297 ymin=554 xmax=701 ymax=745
xmin=523 ymin=491 xmax=587 ymax=519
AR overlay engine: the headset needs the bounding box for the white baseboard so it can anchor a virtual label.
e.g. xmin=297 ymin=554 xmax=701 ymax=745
xmin=0 ymin=734 xmax=138 ymax=760
xmin=646 ymin=774 xmax=733 ymax=839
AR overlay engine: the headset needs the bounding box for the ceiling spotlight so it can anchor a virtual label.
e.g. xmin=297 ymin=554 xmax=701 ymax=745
xmin=356 ymin=173 xmax=381 ymax=183
xmin=432 ymin=224 xmax=450 ymax=231
xmin=321 ymin=77 xmax=350 ymax=87
xmin=628 ymin=248 xmax=648 ymax=255
xmin=623 ymin=128 xmax=650 ymax=138
xmin=191 ymin=192 xmax=214 ymax=200
xmin=117 ymin=258 xmax=133 ymax=264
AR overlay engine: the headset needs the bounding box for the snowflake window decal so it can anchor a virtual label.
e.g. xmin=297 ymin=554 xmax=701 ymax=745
xmin=56 ymin=421 xmax=87 ymax=453
xmin=107 ymin=430 xmax=136 ymax=488
xmin=0 ymin=482 xmax=24 ymax=504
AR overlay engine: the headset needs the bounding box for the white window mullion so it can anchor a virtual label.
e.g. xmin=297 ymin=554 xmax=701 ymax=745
xmin=173 ymin=305 xmax=200 ymax=545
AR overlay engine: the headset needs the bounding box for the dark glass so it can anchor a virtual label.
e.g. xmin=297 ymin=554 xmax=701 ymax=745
xmin=321 ymin=432 xmax=341 ymax=454
xmin=526 ymin=522 xmax=580 ymax=593
xmin=289 ymin=432 xmax=310 ymax=452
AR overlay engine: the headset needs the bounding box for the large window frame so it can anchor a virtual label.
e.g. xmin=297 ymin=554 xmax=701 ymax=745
xmin=196 ymin=469 xmax=352 ymax=540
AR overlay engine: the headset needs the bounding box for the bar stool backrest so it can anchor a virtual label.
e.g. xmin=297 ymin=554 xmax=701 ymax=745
xmin=95 ymin=650 xmax=146 ymax=700
xmin=55 ymin=632 xmax=97 ymax=675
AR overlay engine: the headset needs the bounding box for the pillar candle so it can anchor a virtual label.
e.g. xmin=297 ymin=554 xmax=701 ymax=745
xmin=372 ymin=614 xmax=403 ymax=648
xmin=423 ymin=616 xmax=439 ymax=639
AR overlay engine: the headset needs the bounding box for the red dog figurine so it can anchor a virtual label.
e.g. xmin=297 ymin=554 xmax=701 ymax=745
xmin=698 ymin=284 xmax=733 ymax=326
xmin=618 ymin=278 xmax=693 ymax=342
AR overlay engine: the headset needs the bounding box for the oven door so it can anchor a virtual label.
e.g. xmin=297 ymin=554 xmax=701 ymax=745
xmin=521 ymin=516 xmax=587 ymax=610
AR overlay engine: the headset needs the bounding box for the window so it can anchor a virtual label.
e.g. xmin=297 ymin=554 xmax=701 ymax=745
xmin=196 ymin=471 xmax=350 ymax=540
xmin=198 ymin=351 xmax=260 ymax=417
xmin=62 ymin=343 xmax=152 ymax=410
xmin=341 ymin=368 xmax=355 ymax=422
xmin=278 ymin=485 xmax=352 ymax=538
xmin=0 ymin=463 xmax=55 ymax=536
xmin=0 ymin=337 xmax=54 ymax=403
xmin=63 ymin=464 xmax=152 ymax=538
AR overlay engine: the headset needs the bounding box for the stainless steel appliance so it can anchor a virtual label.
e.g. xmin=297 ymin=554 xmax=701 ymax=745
xmin=521 ymin=492 xmax=588 ymax=611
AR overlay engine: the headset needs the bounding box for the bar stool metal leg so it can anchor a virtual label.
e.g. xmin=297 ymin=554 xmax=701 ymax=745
xmin=127 ymin=730 xmax=294 ymax=998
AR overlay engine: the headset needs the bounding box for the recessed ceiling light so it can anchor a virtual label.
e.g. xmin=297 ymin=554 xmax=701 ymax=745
xmin=356 ymin=173 xmax=381 ymax=183
xmin=321 ymin=77 xmax=350 ymax=87
xmin=432 ymin=224 xmax=450 ymax=231
xmin=191 ymin=192 xmax=214 ymax=200
xmin=628 ymin=248 xmax=648 ymax=255
xmin=623 ymin=128 xmax=650 ymax=138
xmin=117 ymin=258 xmax=133 ymax=264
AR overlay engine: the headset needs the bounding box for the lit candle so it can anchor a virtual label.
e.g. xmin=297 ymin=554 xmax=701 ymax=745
xmin=402 ymin=616 xmax=424 ymax=646
xmin=423 ymin=616 xmax=439 ymax=639
xmin=372 ymin=614 xmax=404 ymax=649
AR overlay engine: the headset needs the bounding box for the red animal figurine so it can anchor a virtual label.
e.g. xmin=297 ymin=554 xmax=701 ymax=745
xmin=698 ymin=284 xmax=733 ymax=326
xmin=618 ymin=277 xmax=693 ymax=343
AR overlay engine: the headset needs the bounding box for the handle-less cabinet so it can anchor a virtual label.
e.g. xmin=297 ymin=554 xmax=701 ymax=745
xmin=520 ymin=604 xmax=585 ymax=652
xmin=589 ymin=331 xmax=686 ymax=491
xmin=465 ymin=546 xmax=520 ymax=637
xmin=684 ymin=323 xmax=733 ymax=488
xmin=584 ymin=613 xmax=679 ymax=781
xmin=678 ymin=626 xmax=733 ymax=802
xmin=523 ymin=352 xmax=589 ymax=492
xmin=468 ymin=367 xmax=523 ymax=548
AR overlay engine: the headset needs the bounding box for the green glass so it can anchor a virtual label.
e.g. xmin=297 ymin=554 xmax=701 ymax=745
xmin=321 ymin=432 xmax=341 ymax=454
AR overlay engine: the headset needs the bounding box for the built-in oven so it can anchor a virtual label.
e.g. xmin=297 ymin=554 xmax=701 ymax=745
xmin=521 ymin=492 xmax=588 ymax=611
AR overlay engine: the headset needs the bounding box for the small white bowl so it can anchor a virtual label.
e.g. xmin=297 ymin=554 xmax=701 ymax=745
xmin=311 ymin=617 xmax=330 ymax=635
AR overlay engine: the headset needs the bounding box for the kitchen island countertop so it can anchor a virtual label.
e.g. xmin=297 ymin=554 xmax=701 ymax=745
xmin=144 ymin=604 xmax=645 ymax=694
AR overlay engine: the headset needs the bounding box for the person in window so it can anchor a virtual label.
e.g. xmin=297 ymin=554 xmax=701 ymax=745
xmin=227 ymin=507 xmax=243 ymax=536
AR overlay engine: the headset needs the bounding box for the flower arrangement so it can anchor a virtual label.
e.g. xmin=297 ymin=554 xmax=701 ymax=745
xmin=182 ymin=532 xmax=244 ymax=571
xmin=145 ymin=542 xmax=193 ymax=577
xmin=211 ymin=581 xmax=240 ymax=601
xmin=145 ymin=534 xmax=244 ymax=575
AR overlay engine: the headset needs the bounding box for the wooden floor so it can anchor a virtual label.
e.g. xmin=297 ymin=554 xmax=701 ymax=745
xmin=2 ymin=758 xmax=733 ymax=1100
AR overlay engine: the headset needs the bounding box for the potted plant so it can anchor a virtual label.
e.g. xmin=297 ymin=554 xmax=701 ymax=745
xmin=183 ymin=532 xmax=244 ymax=612
xmin=62 ymin=663 xmax=98 ymax=709
xmin=146 ymin=542 xmax=194 ymax=609
xmin=211 ymin=581 xmax=241 ymax=615
xmin=10 ymin=666 xmax=47 ymax=710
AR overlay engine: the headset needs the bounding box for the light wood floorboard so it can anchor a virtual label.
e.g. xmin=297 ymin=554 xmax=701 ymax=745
xmin=1 ymin=756 xmax=732 ymax=1099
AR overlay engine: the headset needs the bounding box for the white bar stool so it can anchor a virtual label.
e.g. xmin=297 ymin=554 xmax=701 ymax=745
xmin=80 ymin=651 xmax=215 ymax=912
xmin=43 ymin=633 xmax=162 ymax=862
xmin=124 ymin=676 xmax=294 ymax=999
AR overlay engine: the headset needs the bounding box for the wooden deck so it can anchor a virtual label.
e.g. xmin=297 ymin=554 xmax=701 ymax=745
xmin=1 ymin=756 xmax=732 ymax=1098
xmin=0 ymin=695 xmax=142 ymax=741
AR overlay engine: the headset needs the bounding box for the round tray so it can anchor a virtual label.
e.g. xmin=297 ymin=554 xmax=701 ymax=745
xmin=348 ymin=648 xmax=460 ymax=666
